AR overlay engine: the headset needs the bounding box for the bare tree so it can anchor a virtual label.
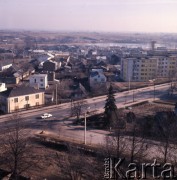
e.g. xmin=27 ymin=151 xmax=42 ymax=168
xmin=103 ymin=109 xmax=127 ymax=160
xmin=154 ymin=111 xmax=177 ymax=163
xmin=128 ymin=124 xmax=147 ymax=163
xmin=56 ymin=145 xmax=90 ymax=180
xmin=70 ymin=99 xmax=88 ymax=123
xmin=0 ymin=114 xmax=37 ymax=179
xmin=126 ymin=112 xmax=148 ymax=163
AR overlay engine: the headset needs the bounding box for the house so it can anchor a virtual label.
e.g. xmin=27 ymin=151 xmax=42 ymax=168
xmin=29 ymin=74 xmax=48 ymax=89
xmin=35 ymin=53 xmax=54 ymax=69
xmin=0 ymin=86 xmax=45 ymax=113
xmin=0 ymin=83 xmax=7 ymax=92
xmin=89 ymin=69 xmax=107 ymax=88
xmin=43 ymin=60 xmax=58 ymax=71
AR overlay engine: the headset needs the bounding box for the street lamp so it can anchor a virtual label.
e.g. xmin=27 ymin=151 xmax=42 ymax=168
xmin=154 ymin=82 xmax=155 ymax=100
xmin=133 ymin=89 xmax=135 ymax=102
xmin=149 ymin=79 xmax=156 ymax=100
xmin=84 ymin=106 xmax=90 ymax=145
xmin=128 ymin=76 xmax=131 ymax=93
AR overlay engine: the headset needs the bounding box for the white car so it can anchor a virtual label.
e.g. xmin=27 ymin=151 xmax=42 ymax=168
xmin=41 ymin=113 xmax=52 ymax=119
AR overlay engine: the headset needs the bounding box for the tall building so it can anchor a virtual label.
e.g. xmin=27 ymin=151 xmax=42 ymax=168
xmin=121 ymin=55 xmax=177 ymax=82
xmin=121 ymin=57 xmax=157 ymax=82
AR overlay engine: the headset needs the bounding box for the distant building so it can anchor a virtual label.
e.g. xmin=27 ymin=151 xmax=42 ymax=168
xmin=0 ymin=86 xmax=44 ymax=113
xmin=89 ymin=69 xmax=107 ymax=88
xmin=43 ymin=60 xmax=59 ymax=71
xmin=121 ymin=55 xmax=177 ymax=82
xmin=121 ymin=57 xmax=157 ymax=82
xmin=0 ymin=83 xmax=7 ymax=92
xmin=30 ymin=74 xmax=48 ymax=89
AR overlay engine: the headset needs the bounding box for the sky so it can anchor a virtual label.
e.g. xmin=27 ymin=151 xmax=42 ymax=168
xmin=0 ymin=0 xmax=177 ymax=33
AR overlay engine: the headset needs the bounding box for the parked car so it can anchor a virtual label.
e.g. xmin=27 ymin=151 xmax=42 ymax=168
xmin=41 ymin=113 xmax=52 ymax=119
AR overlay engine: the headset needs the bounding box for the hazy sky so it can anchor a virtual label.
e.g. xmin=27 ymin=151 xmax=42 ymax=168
xmin=0 ymin=0 xmax=177 ymax=33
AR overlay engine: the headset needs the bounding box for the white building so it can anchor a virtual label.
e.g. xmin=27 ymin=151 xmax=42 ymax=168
xmin=89 ymin=69 xmax=107 ymax=88
xmin=29 ymin=74 xmax=48 ymax=89
xmin=0 ymin=83 xmax=7 ymax=92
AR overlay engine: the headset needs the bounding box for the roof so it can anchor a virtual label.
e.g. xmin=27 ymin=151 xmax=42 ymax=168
xmin=30 ymin=74 xmax=47 ymax=78
xmin=0 ymin=86 xmax=44 ymax=98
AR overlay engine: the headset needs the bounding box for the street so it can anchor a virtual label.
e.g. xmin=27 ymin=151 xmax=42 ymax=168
xmin=0 ymin=83 xmax=172 ymax=150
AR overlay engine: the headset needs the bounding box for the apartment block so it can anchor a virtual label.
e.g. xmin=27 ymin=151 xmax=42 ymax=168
xmin=121 ymin=57 xmax=157 ymax=82
xmin=121 ymin=56 xmax=177 ymax=82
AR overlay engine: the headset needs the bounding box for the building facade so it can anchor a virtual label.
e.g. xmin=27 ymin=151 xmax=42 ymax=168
xmin=89 ymin=69 xmax=107 ymax=88
xmin=0 ymin=86 xmax=44 ymax=113
xmin=29 ymin=74 xmax=48 ymax=89
xmin=121 ymin=56 xmax=177 ymax=82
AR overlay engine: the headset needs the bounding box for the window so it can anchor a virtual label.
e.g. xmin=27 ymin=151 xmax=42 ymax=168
xmin=40 ymin=79 xmax=43 ymax=82
xmin=40 ymin=84 xmax=43 ymax=86
xmin=25 ymin=96 xmax=29 ymax=101
xmin=35 ymin=94 xmax=39 ymax=99
xmin=36 ymin=102 xmax=39 ymax=106
xmin=14 ymin=98 xmax=18 ymax=103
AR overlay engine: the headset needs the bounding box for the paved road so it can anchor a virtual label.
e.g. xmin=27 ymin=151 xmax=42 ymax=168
xmin=0 ymin=83 xmax=171 ymax=145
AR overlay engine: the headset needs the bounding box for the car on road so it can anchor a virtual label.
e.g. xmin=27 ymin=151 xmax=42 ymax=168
xmin=41 ymin=113 xmax=52 ymax=119
xmin=125 ymin=106 xmax=132 ymax=110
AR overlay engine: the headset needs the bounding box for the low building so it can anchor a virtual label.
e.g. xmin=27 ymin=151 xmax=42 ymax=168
xmin=0 ymin=83 xmax=7 ymax=92
xmin=43 ymin=60 xmax=58 ymax=71
xmin=0 ymin=86 xmax=45 ymax=113
xmin=0 ymin=62 xmax=12 ymax=71
xmin=29 ymin=74 xmax=48 ymax=89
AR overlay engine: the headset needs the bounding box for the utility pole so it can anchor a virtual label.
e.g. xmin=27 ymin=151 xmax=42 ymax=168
xmin=84 ymin=107 xmax=90 ymax=145
xmin=133 ymin=89 xmax=135 ymax=102
xmin=128 ymin=76 xmax=131 ymax=93
xmin=56 ymin=83 xmax=57 ymax=105
xmin=84 ymin=112 xmax=87 ymax=145
xmin=154 ymin=82 xmax=155 ymax=101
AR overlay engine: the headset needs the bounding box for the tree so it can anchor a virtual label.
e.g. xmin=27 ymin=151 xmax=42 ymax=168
xmin=126 ymin=112 xmax=148 ymax=163
xmin=104 ymin=85 xmax=117 ymax=128
xmin=154 ymin=111 xmax=177 ymax=163
xmin=0 ymin=114 xmax=37 ymax=179
xmin=128 ymin=123 xmax=147 ymax=163
xmin=56 ymin=145 xmax=102 ymax=180
xmin=70 ymin=99 xmax=88 ymax=123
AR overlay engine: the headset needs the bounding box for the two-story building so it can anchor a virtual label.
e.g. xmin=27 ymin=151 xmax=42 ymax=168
xmin=89 ymin=69 xmax=107 ymax=88
xmin=0 ymin=86 xmax=45 ymax=113
xmin=29 ymin=74 xmax=48 ymax=89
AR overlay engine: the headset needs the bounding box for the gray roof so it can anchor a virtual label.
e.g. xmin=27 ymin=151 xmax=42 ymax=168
xmin=0 ymin=86 xmax=44 ymax=98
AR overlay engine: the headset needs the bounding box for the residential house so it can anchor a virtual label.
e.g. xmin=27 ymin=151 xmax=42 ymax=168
xmin=0 ymin=86 xmax=45 ymax=113
xmin=43 ymin=60 xmax=58 ymax=71
xmin=89 ymin=69 xmax=107 ymax=88
xmin=0 ymin=83 xmax=7 ymax=92
xmin=29 ymin=74 xmax=48 ymax=89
